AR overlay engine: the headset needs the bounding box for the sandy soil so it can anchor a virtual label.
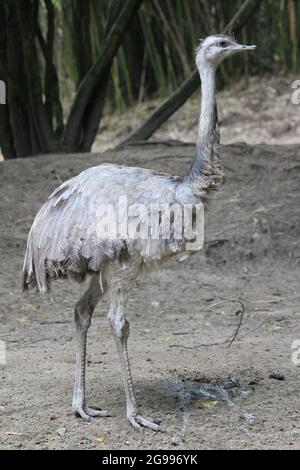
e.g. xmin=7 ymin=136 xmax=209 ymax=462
xmin=0 ymin=141 xmax=300 ymax=449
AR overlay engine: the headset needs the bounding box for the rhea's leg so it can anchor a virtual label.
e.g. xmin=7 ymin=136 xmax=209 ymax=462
xmin=108 ymin=290 xmax=161 ymax=431
xmin=72 ymin=276 xmax=110 ymax=422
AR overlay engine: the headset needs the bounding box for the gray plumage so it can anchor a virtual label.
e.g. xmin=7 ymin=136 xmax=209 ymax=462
xmin=23 ymin=165 xmax=182 ymax=293
xmin=22 ymin=35 xmax=255 ymax=431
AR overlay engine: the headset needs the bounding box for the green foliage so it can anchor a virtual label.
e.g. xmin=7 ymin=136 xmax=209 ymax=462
xmin=51 ymin=0 xmax=300 ymax=112
xmin=51 ymin=0 xmax=61 ymax=9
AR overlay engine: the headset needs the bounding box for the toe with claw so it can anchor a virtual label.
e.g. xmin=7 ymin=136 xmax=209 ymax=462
xmin=128 ymin=412 xmax=162 ymax=431
xmin=73 ymin=404 xmax=111 ymax=422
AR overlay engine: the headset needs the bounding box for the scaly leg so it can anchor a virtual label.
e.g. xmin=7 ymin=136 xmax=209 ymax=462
xmin=108 ymin=290 xmax=161 ymax=431
xmin=72 ymin=276 xmax=111 ymax=422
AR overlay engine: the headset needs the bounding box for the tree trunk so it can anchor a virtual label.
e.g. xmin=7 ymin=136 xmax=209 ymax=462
xmin=0 ymin=1 xmax=15 ymax=158
xmin=63 ymin=0 xmax=143 ymax=152
xmin=0 ymin=0 xmax=142 ymax=159
xmin=44 ymin=0 xmax=64 ymax=138
xmin=0 ymin=0 xmax=57 ymax=158
xmin=79 ymin=0 xmax=128 ymax=152
xmin=15 ymin=0 xmax=54 ymax=153
xmin=2 ymin=0 xmax=34 ymax=158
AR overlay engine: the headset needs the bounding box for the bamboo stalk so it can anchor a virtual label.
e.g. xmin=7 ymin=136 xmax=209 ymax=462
xmin=287 ymin=0 xmax=298 ymax=72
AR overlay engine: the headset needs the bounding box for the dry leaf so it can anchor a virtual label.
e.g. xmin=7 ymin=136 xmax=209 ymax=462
xmin=266 ymin=324 xmax=282 ymax=332
xmin=95 ymin=435 xmax=107 ymax=443
xmin=160 ymin=335 xmax=171 ymax=342
xmin=198 ymin=399 xmax=218 ymax=409
xmin=22 ymin=303 xmax=37 ymax=310
xmin=8 ymin=304 xmax=18 ymax=310
xmin=17 ymin=315 xmax=28 ymax=323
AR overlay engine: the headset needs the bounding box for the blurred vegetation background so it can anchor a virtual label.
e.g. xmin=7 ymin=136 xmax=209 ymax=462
xmin=0 ymin=0 xmax=299 ymax=158
xmin=59 ymin=0 xmax=299 ymax=110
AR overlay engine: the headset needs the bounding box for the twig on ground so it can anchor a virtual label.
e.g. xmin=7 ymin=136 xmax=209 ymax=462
xmin=170 ymin=299 xmax=245 ymax=349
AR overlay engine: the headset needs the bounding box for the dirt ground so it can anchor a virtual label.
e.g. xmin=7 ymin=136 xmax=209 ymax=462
xmin=0 ymin=139 xmax=300 ymax=450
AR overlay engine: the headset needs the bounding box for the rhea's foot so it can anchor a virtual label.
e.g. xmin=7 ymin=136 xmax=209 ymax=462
xmin=73 ymin=403 xmax=112 ymax=422
xmin=128 ymin=412 xmax=162 ymax=432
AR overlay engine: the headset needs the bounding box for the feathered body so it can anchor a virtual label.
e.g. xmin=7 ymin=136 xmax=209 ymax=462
xmin=22 ymin=35 xmax=255 ymax=431
xmin=22 ymin=162 xmax=217 ymax=293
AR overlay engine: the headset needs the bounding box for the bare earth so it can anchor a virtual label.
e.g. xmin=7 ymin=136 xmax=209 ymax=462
xmin=0 ymin=141 xmax=300 ymax=450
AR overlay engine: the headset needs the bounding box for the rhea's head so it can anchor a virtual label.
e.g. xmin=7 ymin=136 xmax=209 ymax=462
xmin=195 ymin=34 xmax=256 ymax=68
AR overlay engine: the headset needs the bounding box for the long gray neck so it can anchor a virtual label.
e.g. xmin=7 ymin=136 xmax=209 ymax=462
xmin=186 ymin=61 xmax=219 ymax=180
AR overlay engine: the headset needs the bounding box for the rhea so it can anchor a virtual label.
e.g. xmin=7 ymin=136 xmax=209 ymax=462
xmin=23 ymin=35 xmax=255 ymax=431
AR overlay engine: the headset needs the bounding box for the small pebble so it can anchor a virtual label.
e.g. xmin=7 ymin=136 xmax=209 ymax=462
xmin=269 ymin=373 xmax=285 ymax=381
xmin=248 ymin=379 xmax=259 ymax=385
xmin=57 ymin=427 xmax=67 ymax=437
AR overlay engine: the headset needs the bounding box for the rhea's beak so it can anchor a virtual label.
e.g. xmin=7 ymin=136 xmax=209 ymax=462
xmin=233 ymin=43 xmax=257 ymax=53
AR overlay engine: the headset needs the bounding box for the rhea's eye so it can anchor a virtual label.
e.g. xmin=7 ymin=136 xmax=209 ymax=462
xmin=219 ymin=41 xmax=228 ymax=48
